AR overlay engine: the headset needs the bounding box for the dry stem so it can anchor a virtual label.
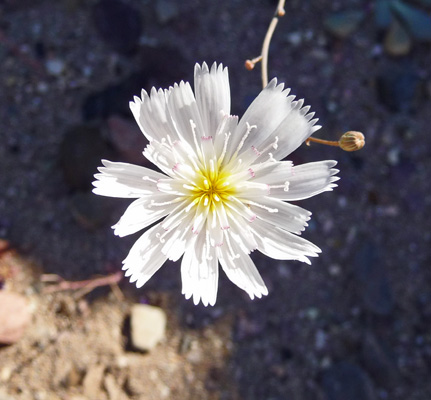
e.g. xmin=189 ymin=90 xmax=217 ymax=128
xmin=306 ymin=137 xmax=340 ymax=147
xmin=42 ymin=271 xmax=123 ymax=296
xmin=245 ymin=0 xmax=286 ymax=88
xmin=261 ymin=0 xmax=286 ymax=88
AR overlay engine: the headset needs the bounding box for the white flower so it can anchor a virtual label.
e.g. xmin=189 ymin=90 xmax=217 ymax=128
xmin=93 ymin=62 xmax=339 ymax=306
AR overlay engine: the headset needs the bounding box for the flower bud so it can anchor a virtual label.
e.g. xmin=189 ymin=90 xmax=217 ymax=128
xmin=339 ymin=131 xmax=365 ymax=152
xmin=245 ymin=60 xmax=255 ymax=71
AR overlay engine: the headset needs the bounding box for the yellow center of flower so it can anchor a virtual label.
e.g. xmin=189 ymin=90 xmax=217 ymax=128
xmin=193 ymin=168 xmax=234 ymax=208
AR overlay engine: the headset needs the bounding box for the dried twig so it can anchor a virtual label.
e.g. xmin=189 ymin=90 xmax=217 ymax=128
xmin=245 ymin=0 xmax=286 ymax=89
xmin=260 ymin=0 xmax=286 ymax=88
xmin=42 ymin=271 xmax=123 ymax=295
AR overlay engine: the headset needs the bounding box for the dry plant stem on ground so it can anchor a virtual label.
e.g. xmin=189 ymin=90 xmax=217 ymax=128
xmin=41 ymin=271 xmax=123 ymax=300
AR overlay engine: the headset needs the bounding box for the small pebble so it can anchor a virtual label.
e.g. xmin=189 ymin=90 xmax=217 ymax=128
xmin=285 ymin=31 xmax=302 ymax=46
xmin=329 ymin=264 xmax=341 ymax=277
xmin=36 ymin=81 xmax=49 ymax=94
xmin=45 ymin=58 xmax=65 ymax=76
xmin=315 ymin=329 xmax=327 ymax=350
xmin=130 ymin=304 xmax=166 ymax=351
xmin=305 ymin=307 xmax=320 ymax=321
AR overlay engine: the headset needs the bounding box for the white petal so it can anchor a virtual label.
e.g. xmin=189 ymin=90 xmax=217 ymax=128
xmin=92 ymin=160 xmax=166 ymax=198
xmin=181 ymin=234 xmax=219 ymax=306
xmin=134 ymin=250 xmax=167 ymax=288
xmin=218 ymin=241 xmax=268 ymax=300
xmin=143 ymin=140 xmax=177 ymax=177
xmin=249 ymin=197 xmax=311 ymax=234
xmin=160 ymin=199 xmax=195 ymax=231
xmin=250 ymin=161 xmax=293 ymax=185
xmin=235 ymin=181 xmax=270 ymax=198
xmin=194 ymin=62 xmax=231 ymax=136
xmin=112 ymin=195 xmax=179 ymax=237
xmin=160 ymin=213 xmax=194 ymax=261
xmin=157 ymin=178 xmax=193 ymax=196
xmin=227 ymin=159 xmax=288 ymax=185
xmin=270 ymin=160 xmax=339 ymax=201
xmin=166 ymin=81 xmax=205 ymax=158
xmin=215 ymin=203 xmax=230 ymax=231
xmin=224 ymin=196 xmax=257 ymax=223
xmin=122 ymin=225 xmax=167 ymax=288
xmin=228 ymin=216 xmax=258 ymax=255
xmin=191 ymin=196 xmax=210 ymax=235
xmin=270 ymin=101 xmax=321 ymax=161
xmin=250 ymin=219 xmax=320 ymax=264
xmin=122 ymin=224 xmax=159 ymax=265
xmin=129 ymin=87 xmax=179 ymax=142
xmin=227 ymin=79 xmax=321 ymax=164
xmin=226 ymin=79 xmax=292 ymax=163
xmin=213 ymin=114 xmax=238 ymax=163
xmin=207 ymin=207 xmax=224 ymax=247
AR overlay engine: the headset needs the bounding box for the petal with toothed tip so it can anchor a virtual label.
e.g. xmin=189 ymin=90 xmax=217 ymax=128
xmin=182 ymin=237 xmax=219 ymax=307
xmin=218 ymin=241 xmax=268 ymax=300
xmin=129 ymin=87 xmax=179 ymax=142
xmin=270 ymin=160 xmax=340 ymax=201
xmin=194 ymin=62 xmax=231 ymax=137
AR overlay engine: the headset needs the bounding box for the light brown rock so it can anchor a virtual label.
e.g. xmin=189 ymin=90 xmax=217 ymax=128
xmin=130 ymin=304 xmax=166 ymax=352
xmin=0 ymin=291 xmax=32 ymax=344
xmin=104 ymin=373 xmax=128 ymax=400
xmin=82 ymin=364 xmax=105 ymax=399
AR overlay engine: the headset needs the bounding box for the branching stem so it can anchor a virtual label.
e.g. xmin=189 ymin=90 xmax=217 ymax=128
xmin=245 ymin=0 xmax=285 ymax=88
xmin=261 ymin=0 xmax=286 ymax=88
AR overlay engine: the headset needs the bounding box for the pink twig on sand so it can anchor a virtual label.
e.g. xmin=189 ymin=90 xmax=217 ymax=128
xmin=42 ymin=271 xmax=123 ymax=299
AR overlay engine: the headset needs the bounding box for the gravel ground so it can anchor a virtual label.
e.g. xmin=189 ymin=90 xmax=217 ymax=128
xmin=1 ymin=0 xmax=431 ymax=399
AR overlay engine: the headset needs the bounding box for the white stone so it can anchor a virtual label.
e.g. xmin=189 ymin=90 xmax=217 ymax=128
xmin=130 ymin=304 xmax=166 ymax=351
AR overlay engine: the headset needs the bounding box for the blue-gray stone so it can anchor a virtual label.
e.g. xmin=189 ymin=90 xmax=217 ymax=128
xmin=322 ymin=362 xmax=377 ymax=400
xmin=361 ymin=332 xmax=399 ymax=387
xmin=92 ymin=0 xmax=142 ymax=55
xmin=353 ymin=241 xmax=394 ymax=316
xmin=390 ymin=0 xmax=431 ymax=42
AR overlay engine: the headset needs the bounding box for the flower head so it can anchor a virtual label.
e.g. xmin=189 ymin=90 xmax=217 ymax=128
xmin=93 ymin=62 xmax=339 ymax=306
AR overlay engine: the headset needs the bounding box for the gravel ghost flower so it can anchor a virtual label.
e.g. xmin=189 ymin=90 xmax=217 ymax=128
xmin=93 ymin=62 xmax=339 ymax=306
